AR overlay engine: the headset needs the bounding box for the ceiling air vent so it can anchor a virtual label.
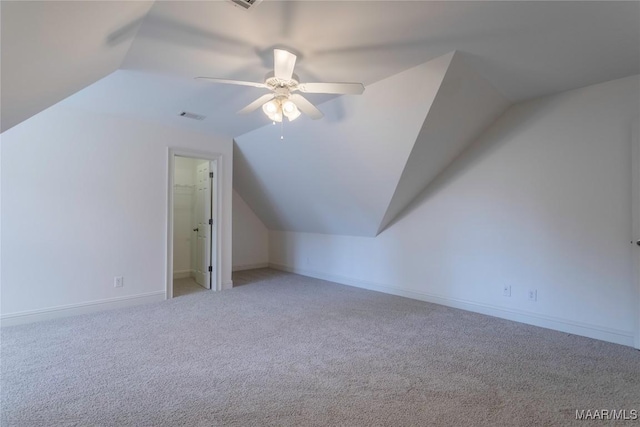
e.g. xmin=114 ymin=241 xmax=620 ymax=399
xmin=228 ymin=0 xmax=263 ymax=11
xmin=179 ymin=111 xmax=206 ymax=121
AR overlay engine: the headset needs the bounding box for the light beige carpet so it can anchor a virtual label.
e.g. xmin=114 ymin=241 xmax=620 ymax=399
xmin=2 ymin=269 xmax=638 ymax=426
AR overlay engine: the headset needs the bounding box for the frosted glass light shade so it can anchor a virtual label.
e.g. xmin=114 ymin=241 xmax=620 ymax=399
xmin=262 ymin=100 xmax=279 ymax=115
xmin=282 ymin=100 xmax=300 ymax=121
xmin=285 ymin=108 xmax=301 ymax=121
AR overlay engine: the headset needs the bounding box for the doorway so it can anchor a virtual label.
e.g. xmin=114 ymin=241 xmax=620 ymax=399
xmin=167 ymin=149 xmax=221 ymax=299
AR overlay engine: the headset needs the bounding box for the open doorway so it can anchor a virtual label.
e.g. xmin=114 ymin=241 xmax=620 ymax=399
xmin=167 ymin=149 xmax=221 ymax=299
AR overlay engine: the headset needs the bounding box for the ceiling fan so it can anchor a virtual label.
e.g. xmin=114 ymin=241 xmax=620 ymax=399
xmin=196 ymin=49 xmax=365 ymax=122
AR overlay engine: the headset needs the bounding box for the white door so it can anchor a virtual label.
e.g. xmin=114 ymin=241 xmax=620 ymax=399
xmin=195 ymin=162 xmax=211 ymax=289
xmin=210 ymin=161 xmax=217 ymax=289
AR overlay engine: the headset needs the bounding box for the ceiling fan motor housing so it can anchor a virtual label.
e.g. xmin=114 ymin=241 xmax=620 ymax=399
xmin=273 ymin=87 xmax=292 ymax=101
xmin=265 ymin=71 xmax=300 ymax=91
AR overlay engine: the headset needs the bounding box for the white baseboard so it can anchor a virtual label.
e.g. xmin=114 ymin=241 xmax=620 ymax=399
xmin=222 ymin=280 xmax=234 ymax=290
xmin=269 ymin=263 xmax=635 ymax=347
xmin=173 ymin=270 xmax=192 ymax=279
xmin=232 ymin=262 xmax=269 ymax=272
xmin=1 ymin=291 xmax=166 ymax=327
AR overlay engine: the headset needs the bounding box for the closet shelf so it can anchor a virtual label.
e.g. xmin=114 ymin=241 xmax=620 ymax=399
xmin=173 ymin=184 xmax=195 ymax=194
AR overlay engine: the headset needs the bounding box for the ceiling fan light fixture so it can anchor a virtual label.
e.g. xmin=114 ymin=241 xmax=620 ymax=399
xmin=262 ymin=98 xmax=299 ymax=122
xmin=285 ymin=109 xmax=301 ymax=122
xmin=263 ymin=100 xmax=279 ymax=115
xmin=282 ymin=100 xmax=300 ymax=121
xmin=282 ymin=100 xmax=296 ymax=114
xmin=269 ymin=110 xmax=283 ymax=123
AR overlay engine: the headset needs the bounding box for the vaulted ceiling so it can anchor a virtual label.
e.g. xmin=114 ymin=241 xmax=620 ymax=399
xmin=2 ymin=1 xmax=639 ymax=235
xmin=0 ymin=1 xmax=153 ymax=133
xmin=235 ymin=52 xmax=509 ymax=236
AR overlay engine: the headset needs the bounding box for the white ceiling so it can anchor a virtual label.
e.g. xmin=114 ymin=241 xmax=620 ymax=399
xmin=377 ymin=51 xmax=509 ymax=235
xmin=44 ymin=0 xmax=640 ymax=139
xmin=123 ymin=0 xmax=639 ymax=101
xmin=0 ymin=1 xmax=153 ymax=132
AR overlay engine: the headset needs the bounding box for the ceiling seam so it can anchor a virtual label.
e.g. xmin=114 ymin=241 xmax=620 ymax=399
xmin=117 ymin=1 xmax=157 ymax=70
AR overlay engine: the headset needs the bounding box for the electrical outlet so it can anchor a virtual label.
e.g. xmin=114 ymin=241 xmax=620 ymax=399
xmin=114 ymin=276 xmax=124 ymax=288
xmin=528 ymin=289 xmax=537 ymax=301
xmin=503 ymin=285 xmax=511 ymax=297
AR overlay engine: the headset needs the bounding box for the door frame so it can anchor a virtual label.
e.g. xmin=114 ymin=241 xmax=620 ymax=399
xmin=166 ymin=148 xmax=223 ymax=298
xmin=633 ymin=120 xmax=640 ymax=349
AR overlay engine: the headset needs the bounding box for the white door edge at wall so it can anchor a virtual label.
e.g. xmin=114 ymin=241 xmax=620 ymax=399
xmin=167 ymin=148 xmax=223 ymax=299
xmin=631 ymin=119 xmax=640 ymax=350
xmin=195 ymin=161 xmax=212 ymax=289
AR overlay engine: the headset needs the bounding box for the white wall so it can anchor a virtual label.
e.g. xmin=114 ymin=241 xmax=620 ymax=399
xmin=174 ymin=156 xmax=198 ymax=186
xmin=1 ymin=105 xmax=233 ymax=320
xmin=232 ymin=189 xmax=268 ymax=271
xmin=269 ymin=75 xmax=640 ymax=347
xmin=172 ymin=156 xmax=198 ymax=277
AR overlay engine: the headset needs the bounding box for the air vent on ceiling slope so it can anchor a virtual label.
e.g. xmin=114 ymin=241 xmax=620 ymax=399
xmin=229 ymin=0 xmax=263 ymax=11
xmin=179 ymin=111 xmax=206 ymax=121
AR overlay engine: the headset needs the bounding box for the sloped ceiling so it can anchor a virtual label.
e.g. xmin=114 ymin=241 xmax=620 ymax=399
xmin=377 ymin=52 xmax=510 ymax=234
xmin=234 ymin=53 xmax=454 ymax=236
xmin=0 ymin=1 xmax=153 ymax=132
xmin=46 ymin=1 xmax=640 ymax=139
xmin=235 ymin=52 xmax=509 ymax=236
xmin=2 ymin=1 xmax=639 ymax=237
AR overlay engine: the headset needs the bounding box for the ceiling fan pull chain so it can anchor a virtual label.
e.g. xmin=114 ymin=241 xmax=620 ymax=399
xmin=280 ymin=120 xmax=284 ymax=140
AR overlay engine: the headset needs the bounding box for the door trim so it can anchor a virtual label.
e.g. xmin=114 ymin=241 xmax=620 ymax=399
xmin=166 ymin=148 xmax=223 ymax=299
xmin=633 ymin=120 xmax=640 ymax=349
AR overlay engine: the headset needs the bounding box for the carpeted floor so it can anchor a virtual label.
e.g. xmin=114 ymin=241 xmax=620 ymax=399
xmin=1 ymin=269 xmax=638 ymax=426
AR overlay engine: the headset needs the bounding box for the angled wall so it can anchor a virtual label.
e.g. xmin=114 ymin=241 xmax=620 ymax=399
xmin=235 ymin=52 xmax=510 ymax=237
xmin=233 ymin=189 xmax=269 ymax=271
xmin=377 ymin=52 xmax=509 ymax=234
xmin=234 ymin=53 xmax=454 ymax=237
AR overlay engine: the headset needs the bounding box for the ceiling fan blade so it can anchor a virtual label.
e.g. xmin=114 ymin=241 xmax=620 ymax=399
xmin=274 ymin=49 xmax=297 ymax=81
xmin=195 ymin=77 xmax=268 ymax=89
xmin=289 ymin=94 xmax=323 ymax=120
xmin=297 ymin=82 xmax=365 ymax=95
xmin=238 ymin=94 xmax=275 ymax=114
